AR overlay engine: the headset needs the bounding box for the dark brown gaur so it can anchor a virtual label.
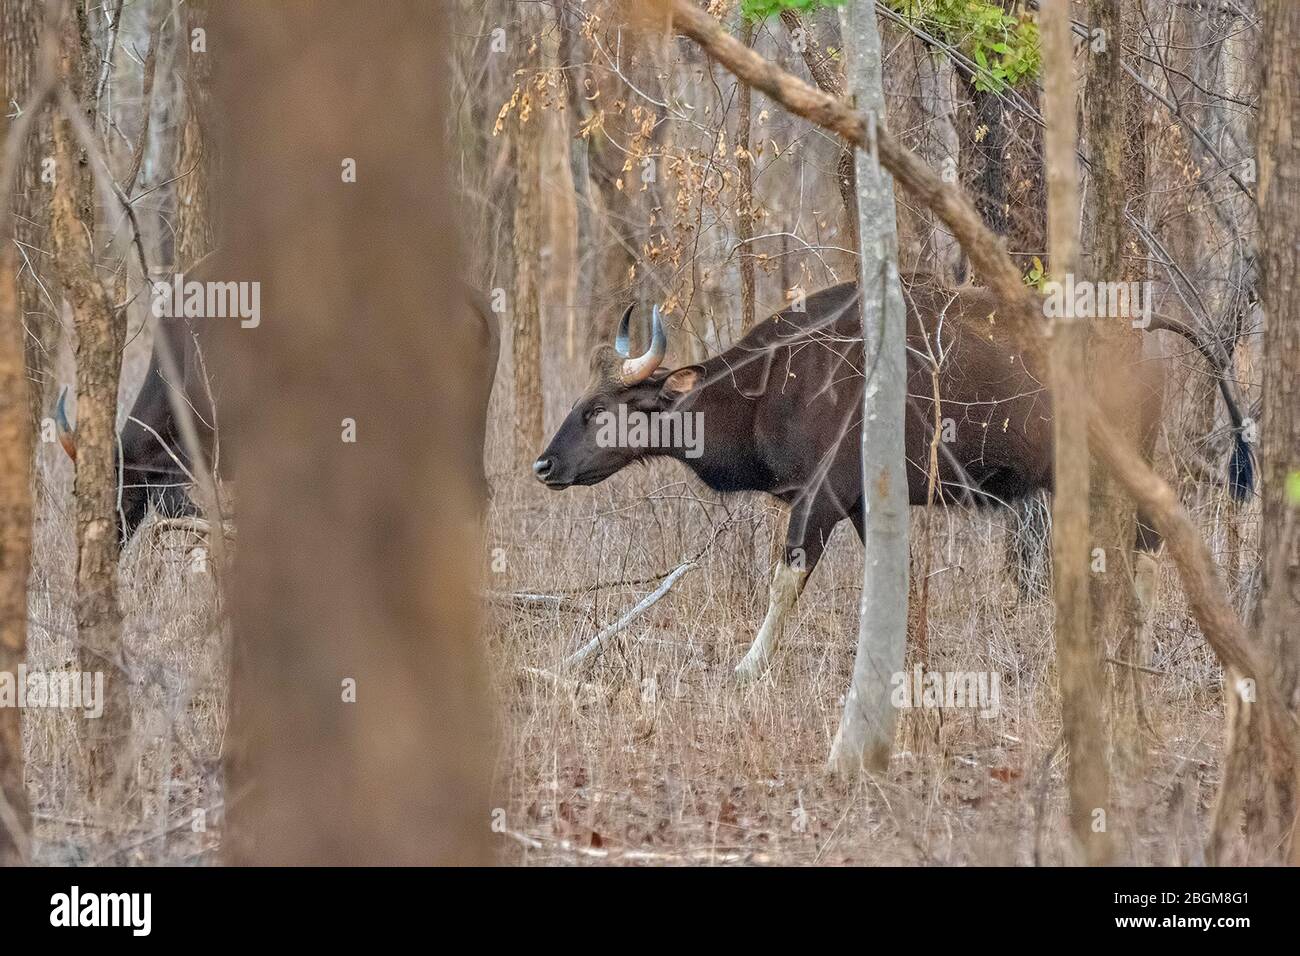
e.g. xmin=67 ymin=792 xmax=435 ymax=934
xmin=58 ymin=284 xmax=500 ymax=547
xmin=535 ymin=275 xmax=1251 ymax=680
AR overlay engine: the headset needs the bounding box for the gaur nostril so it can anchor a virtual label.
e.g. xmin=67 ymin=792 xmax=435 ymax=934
xmin=532 ymin=458 xmax=553 ymax=479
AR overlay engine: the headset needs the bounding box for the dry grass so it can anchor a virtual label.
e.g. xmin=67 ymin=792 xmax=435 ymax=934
xmin=20 ymin=341 xmax=1258 ymax=866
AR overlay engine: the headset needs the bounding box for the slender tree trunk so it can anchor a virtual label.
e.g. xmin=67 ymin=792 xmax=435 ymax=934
xmin=915 ymin=47 xmax=960 ymax=278
xmin=827 ymin=0 xmax=908 ymax=774
xmin=214 ymin=0 xmax=493 ymax=865
xmin=0 ymin=1 xmax=50 ymax=865
xmin=736 ymin=16 xmax=756 ymax=335
xmin=1253 ymin=0 xmax=1300 ymax=862
xmin=0 ymin=249 xmax=33 ymax=865
xmin=5 ymin=0 xmax=55 ymax=430
xmin=962 ymin=80 xmax=1007 ymax=241
xmin=177 ymin=0 xmax=212 ymax=270
xmin=1085 ymin=0 xmax=1146 ymax=747
xmin=1042 ymin=0 xmax=1114 ymax=864
xmin=957 ymin=2 xmax=1010 ymax=266
xmin=559 ymin=0 xmax=595 ymax=361
xmin=511 ymin=6 xmax=545 ymax=464
xmin=50 ymin=0 xmax=130 ymax=804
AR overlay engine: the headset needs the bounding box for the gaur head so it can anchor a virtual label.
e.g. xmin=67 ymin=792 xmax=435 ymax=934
xmin=533 ymin=303 xmax=702 ymax=489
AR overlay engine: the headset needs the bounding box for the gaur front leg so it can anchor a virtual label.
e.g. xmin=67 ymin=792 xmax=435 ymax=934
xmin=733 ymin=494 xmax=846 ymax=682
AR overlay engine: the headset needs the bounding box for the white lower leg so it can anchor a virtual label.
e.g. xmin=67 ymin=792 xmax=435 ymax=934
xmin=734 ymin=562 xmax=809 ymax=682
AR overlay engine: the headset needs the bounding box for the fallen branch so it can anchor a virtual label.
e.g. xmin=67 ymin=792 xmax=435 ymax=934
xmin=561 ymin=561 xmax=697 ymax=672
xmin=487 ymin=591 xmax=591 ymax=614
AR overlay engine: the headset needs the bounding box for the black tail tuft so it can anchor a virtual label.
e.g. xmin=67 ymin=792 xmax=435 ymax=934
xmin=1228 ymin=433 xmax=1255 ymax=502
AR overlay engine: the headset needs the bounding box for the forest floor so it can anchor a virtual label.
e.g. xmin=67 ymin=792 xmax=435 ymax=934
xmin=20 ymin=353 xmax=1258 ymax=865
xmin=484 ymin=454 xmax=1247 ymax=866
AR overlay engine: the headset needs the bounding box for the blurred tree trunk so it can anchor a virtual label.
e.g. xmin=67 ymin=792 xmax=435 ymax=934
xmin=1085 ymin=0 xmax=1146 ymax=745
xmin=1253 ymin=0 xmax=1300 ymax=863
xmin=827 ymin=0 xmax=908 ymax=775
xmin=0 ymin=14 xmax=31 ymax=864
xmin=1 ymin=11 xmax=53 ymax=866
xmin=511 ymin=5 xmax=545 ymax=465
xmin=214 ymin=0 xmax=493 ymax=865
xmin=4 ymin=0 xmax=55 ymax=430
xmin=177 ymin=0 xmax=213 ymax=269
xmin=50 ymin=0 xmax=130 ymax=804
xmin=1042 ymin=0 xmax=1114 ymax=865
xmin=0 ymin=251 xmax=33 ymax=865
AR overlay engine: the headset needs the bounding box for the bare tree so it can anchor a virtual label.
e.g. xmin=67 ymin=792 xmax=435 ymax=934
xmin=511 ymin=3 xmax=545 ymax=465
xmin=735 ymin=16 xmax=756 ymax=335
xmin=1085 ymin=0 xmax=1148 ymax=745
xmin=214 ymin=0 xmax=494 ymax=865
xmin=827 ymin=0 xmax=908 ymax=774
xmin=1042 ymin=0 xmax=1115 ymax=866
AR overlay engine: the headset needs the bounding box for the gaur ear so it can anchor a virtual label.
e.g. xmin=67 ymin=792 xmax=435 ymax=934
xmin=659 ymin=366 xmax=702 ymax=402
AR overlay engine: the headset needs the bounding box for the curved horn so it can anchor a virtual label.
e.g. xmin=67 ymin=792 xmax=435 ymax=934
xmin=55 ymin=385 xmax=77 ymax=462
xmin=621 ymin=304 xmax=667 ymax=385
xmin=613 ymin=304 xmax=635 ymax=357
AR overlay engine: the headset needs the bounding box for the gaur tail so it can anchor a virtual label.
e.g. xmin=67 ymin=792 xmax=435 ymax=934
xmin=1147 ymin=314 xmax=1254 ymax=501
xmin=1221 ymin=377 xmax=1255 ymax=502
xmin=54 ymin=385 xmax=77 ymax=462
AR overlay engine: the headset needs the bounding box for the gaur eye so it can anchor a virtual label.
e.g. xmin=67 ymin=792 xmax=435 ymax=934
xmin=583 ymin=404 xmax=605 ymax=424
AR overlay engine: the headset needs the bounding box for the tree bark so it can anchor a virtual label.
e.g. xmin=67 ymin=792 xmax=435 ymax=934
xmin=0 ymin=249 xmax=32 ymax=865
xmin=4 ymin=0 xmax=55 ymax=429
xmin=177 ymin=0 xmax=213 ymax=270
xmin=1084 ymin=0 xmax=1146 ymax=746
xmin=1043 ymin=0 xmax=1114 ymax=865
xmin=915 ymin=46 xmax=960 ymax=277
xmin=558 ymin=0 xmax=596 ymax=359
xmin=0 ymin=13 xmax=55 ymax=867
xmin=736 ymin=16 xmax=756 ymax=335
xmin=1252 ymin=0 xmax=1300 ymax=862
xmin=50 ymin=0 xmax=130 ymax=805
xmin=961 ymin=79 xmax=1007 ymax=239
xmin=826 ymin=0 xmax=908 ymax=775
xmin=214 ymin=0 xmax=493 ymax=865
xmin=511 ymin=5 xmax=545 ymax=465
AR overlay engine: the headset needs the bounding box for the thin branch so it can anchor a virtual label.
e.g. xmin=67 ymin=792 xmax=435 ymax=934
xmin=561 ymin=561 xmax=697 ymax=672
